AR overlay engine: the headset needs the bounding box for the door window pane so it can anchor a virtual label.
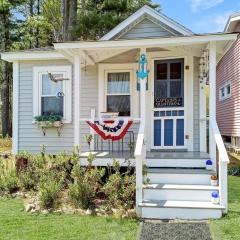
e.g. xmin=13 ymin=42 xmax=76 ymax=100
xmin=42 ymin=74 xmax=63 ymax=95
xmin=107 ymin=95 xmax=130 ymax=116
xmin=107 ymin=72 xmax=130 ymax=94
xmin=156 ymin=63 xmax=167 ymax=80
xmin=170 ymin=63 xmax=181 ymax=79
xmin=176 ymin=119 xmax=184 ymax=146
xmin=170 ymin=81 xmax=182 ymax=97
xmin=41 ymin=96 xmax=63 ymax=116
xmin=164 ymin=119 xmax=173 ymax=146
xmin=154 ymin=120 xmax=161 ymax=146
xmin=155 ymin=81 xmax=167 ymax=97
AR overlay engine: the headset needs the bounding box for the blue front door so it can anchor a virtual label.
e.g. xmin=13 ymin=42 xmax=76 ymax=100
xmin=153 ymin=59 xmax=185 ymax=148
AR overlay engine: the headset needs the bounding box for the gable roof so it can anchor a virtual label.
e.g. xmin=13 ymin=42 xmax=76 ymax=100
xmin=101 ymin=5 xmax=193 ymax=40
xmin=225 ymin=12 xmax=240 ymax=32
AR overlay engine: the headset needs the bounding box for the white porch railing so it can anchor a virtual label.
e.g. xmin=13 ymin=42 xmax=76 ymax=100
xmin=134 ymin=120 xmax=146 ymax=215
xmin=209 ymin=118 xmax=230 ymax=213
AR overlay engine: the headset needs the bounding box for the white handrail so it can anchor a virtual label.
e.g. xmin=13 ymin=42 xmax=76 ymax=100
xmin=209 ymin=118 xmax=229 ymax=213
xmin=134 ymin=121 xmax=145 ymax=157
xmin=134 ymin=120 xmax=146 ymax=216
xmin=209 ymin=118 xmax=229 ymax=163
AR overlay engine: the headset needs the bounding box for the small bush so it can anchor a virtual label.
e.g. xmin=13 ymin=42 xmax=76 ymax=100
xmin=104 ymin=160 xmax=135 ymax=210
xmin=2 ymin=170 xmax=19 ymax=193
xmin=69 ymin=182 xmax=94 ymax=209
xmin=228 ymin=166 xmax=240 ymax=176
xmin=39 ymin=173 xmax=62 ymax=209
xmin=69 ymin=162 xmax=105 ymax=209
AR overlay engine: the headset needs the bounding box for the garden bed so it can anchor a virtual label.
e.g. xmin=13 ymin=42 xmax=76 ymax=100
xmin=0 ymin=147 xmax=137 ymax=219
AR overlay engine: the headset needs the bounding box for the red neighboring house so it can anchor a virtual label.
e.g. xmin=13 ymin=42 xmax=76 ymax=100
xmin=217 ymin=13 xmax=240 ymax=147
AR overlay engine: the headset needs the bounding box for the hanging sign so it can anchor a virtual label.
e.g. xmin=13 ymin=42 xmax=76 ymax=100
xmin=154 ymin=97 xmax=183 ymax=108
xmin=86 ymin=119 xmax=133 ymax=141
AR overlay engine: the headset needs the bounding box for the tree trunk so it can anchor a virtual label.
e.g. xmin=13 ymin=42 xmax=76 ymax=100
xmin=63 ymin=0 xmax=77 ymax=41
xmin=1 ymin=62 xmax=12 ymax=137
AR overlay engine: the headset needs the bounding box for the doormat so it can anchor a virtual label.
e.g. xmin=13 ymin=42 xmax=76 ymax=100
xmin=138 ymin=221 xmax=213 ymax=240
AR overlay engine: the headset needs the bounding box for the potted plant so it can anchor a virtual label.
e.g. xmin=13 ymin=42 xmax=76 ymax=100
xmin=211 ymin=175 xmax=218 ymax=186
xmin=34 ymin=115 xmax=63 ymax=128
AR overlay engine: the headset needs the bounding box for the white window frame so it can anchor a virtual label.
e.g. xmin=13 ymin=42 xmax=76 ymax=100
xmin=219 ymin=81 xmax=231 ymax=101
xmin=105 ymin=70 xmax=132 ymax=116
xmin=98 ymin=63 xmax=137 ymax=118
xmin=33 ymin=65 xmax=72 ymax=123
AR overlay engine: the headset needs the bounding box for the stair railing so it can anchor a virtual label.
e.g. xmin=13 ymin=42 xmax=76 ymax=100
xmin=134 ymin=120 xmax=146 ymax=216
xmin=209 ymin=118 xmax=230 ymax=213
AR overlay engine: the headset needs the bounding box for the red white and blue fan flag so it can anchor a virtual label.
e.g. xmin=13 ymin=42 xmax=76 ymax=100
xmin=86 ymin=119 xmax=133 ymax=141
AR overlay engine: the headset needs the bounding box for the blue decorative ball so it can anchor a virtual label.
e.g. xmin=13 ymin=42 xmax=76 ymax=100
xmin=206 ymin=159 xmax=213 ymax=165
xmin=211 ymin=192 xmax=219 ymax=198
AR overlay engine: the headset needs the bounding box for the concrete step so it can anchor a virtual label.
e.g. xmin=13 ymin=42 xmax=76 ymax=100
xmin=139 ymin=200 xmax=224 ymax=220
xmin=143 ymin=184 xmax=219 ymax=202
xmin=146 ymin=168 xmax=215 ymax=185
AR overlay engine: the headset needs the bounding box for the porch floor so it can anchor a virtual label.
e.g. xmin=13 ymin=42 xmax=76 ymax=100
xmin=80 ymin=151 xmax=210 ymax=160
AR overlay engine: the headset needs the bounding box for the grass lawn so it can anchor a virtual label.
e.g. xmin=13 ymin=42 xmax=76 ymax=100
xmin=0 ymin=198 xmax=139 ymax=240
xmin=210 ymin=176 xmax=240 ymax=240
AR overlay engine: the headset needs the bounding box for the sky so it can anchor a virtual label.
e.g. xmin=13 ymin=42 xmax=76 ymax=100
xmin=154 ymin=0 xmax=240 ymax=33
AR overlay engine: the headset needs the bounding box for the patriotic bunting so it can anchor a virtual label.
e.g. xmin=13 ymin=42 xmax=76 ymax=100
xmin=86 ymin=119 xmax=133 ymax=141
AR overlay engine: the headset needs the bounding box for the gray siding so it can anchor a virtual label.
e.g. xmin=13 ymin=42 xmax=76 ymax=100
xmin=119 ymin=18 xmax=179 ymax=40
xmin=18 ymin=60 xmax=74 ymax=154
xmin=193 ymin=57 xmax=200 ymax=151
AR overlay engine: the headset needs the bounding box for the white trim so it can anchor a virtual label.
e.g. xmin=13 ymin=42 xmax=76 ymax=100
xmin=224 ymin=13 xmax=240 ymax=32
xmin=54 ymin=34 xmax=238 ymax=51
xmin=1 ymin=51 xmax=65 ymax=62
xmin=100 ymin=5 xmax=193 ymax=40
xmin=150 ymin=56 xmax=188 ymax=150
xmin=33 ymin=65 xmax=72 ymax=123
xmin=74 ymin=55 xmax=81 ymax=146
xmin=12 ymin=61 xmax=19 ymax=154
xmin=219 ymin=81 xmax=231 ymax=101
xmin=209 ymin=41 xmax=217 ymax=170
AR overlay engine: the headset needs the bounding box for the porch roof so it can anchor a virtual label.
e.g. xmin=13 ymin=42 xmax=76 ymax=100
xmin=1 ymin=33 xmax=238 ymax=63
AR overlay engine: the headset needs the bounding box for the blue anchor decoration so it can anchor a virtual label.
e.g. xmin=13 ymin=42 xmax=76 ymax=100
xmin=136 ymin=54 xmax=149 ymax=91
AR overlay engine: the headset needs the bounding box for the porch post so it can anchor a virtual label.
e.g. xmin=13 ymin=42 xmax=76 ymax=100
xmin=209 ymin=41 xmax=217 ymax=168
xmin=74 ymin=54 xmax=81 ymax=147
xmin=140 ymin=48 xmax=146 ymax=123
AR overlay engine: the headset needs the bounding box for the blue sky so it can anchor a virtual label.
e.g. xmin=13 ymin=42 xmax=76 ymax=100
xmin=154 ymin=0 xmax=240 ymax=33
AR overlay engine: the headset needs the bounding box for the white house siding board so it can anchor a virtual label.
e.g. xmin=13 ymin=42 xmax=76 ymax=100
xmin=118 ymin=18 xmax=178 ymax=40
xmin=193 ymin=57 xmax=200 ymax=151
xmin=18 ymin=60 xmax=74 ymax=154
xmin=79 ymin=66 xmax=99 ymax=150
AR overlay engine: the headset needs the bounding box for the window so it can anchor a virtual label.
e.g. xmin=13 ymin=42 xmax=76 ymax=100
xmin=219 ymin=82 xmax=231 ymax=101
xmin=106 ymin=72 xmax=130 ymax=116
xmin=33 ymin=66 xmax=72 ymax=122
xmin=154 ymin=59 xmax=184 ymax=107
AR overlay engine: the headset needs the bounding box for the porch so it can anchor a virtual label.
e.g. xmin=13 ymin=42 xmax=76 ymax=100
xmin=54 ymin=34 xmax=237 ymax=219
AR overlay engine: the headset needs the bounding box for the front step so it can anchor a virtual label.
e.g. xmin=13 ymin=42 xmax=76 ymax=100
xmin=146 ymin=151 xmax=210 ymax=168
xmin=146 ymin=168 xmax=215 ymax=185
xmin=146 ymin=158 xmax=208 ymax=168
xmin=143 ymin=184 xmax=219 ymax=202
xmin=139 ymin=200 xmax=224 ymax=220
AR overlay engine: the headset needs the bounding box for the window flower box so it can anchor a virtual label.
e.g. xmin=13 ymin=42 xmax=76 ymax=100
xmin=34 ymin=115 xmax=63 ymax=136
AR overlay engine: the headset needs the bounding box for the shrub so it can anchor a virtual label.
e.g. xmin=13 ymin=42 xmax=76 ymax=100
xmin=39 ymin=172 xmax=62 ymax=209
xmin=69 ymin=182 xmax=94 ymax=209
xmin=69 ymin=161 xmax=105 ymax=209
xmin=228 ymin=166 xmax=240 ymax=176
xmin=103 ymin=160 xmax=135 ymax=210
xmin=2 ymin=170 xmax=19 ymax=193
